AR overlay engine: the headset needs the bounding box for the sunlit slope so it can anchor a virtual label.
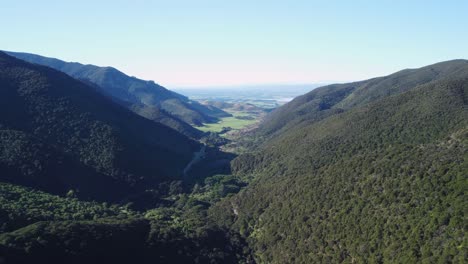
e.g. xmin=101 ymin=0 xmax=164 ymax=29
xmin=212 ymin=64 xmax=468 ymax=263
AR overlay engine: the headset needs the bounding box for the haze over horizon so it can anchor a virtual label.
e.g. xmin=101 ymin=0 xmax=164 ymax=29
xmin=3 ymin=0 xmax=467 ymax=87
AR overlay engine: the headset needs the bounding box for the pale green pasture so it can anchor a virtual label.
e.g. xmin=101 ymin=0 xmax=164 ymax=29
xmin=196 ymin=111 xmax=258 ymax=133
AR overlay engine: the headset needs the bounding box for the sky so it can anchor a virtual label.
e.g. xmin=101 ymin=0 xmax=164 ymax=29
xmin=2 ymin=0 xmax=468 ymax=88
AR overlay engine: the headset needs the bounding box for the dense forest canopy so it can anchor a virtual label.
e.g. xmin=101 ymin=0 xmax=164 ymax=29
xmin=214 ymin=61 xmax=468 ymax=263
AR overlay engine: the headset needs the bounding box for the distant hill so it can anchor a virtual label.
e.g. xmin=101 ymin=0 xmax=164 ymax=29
xmin=202 ymin=100 xmax=234 ymax=109
xmin=212 ymin=60 xmax=468 ymax=263
xmin=128 ymin=102 xmax=203 ymax=138
xmin=0 ymin=51 xmax=200 ymax=200
xmin=5 ymin=51 xmax=230 ymax=136
xmin=201 ymin=100 xmax=264 ymax=112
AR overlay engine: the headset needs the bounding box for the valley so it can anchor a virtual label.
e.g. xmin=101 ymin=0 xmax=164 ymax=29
xmin=180 ymin=87 xmax=302 ymax=135
xmin=2 ymin=2 xmax=467 ymax=263
xmin=179 ymin=88 xmax=312 ymax=153
xmin=196 ymin=111 xmax=260 ymax=134
xmin=0 ymin=52 xmax=466 ymax=264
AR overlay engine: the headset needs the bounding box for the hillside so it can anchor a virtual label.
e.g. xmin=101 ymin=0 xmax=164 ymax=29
xmin=5 ymin=51 xmax=230 ymax=133
xmin=0 ymin=51 xmax=200 ymax=201
xmin=129 ymin=103 xmax=203 ymax=138
xmin=260 ymin=60 xmax=468 ymax=137
xmin=211 ymin=63 xmax=468 ymax=263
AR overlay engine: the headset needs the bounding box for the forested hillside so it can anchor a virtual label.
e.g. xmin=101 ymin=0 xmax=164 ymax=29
xmin=211 ymin=63 xmax=468 ymax=263
xmin=0 ymin=51 xmax=200 ymax=200
xmin=6 ymin=51 xmax=230 ymax=137
xmin=260 ymin=60 xmax=468 ymax=138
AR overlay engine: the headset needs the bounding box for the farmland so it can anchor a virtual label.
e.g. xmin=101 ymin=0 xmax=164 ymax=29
xmin=196 ymin=111 xmax=259 ymax=133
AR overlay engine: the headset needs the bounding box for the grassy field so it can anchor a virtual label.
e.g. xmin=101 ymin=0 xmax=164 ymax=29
xmin=196 ymin=111 xmax=258 ymax=133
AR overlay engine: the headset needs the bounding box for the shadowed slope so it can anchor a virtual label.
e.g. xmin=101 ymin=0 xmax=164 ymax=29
xmin=0 ymin=51 xmax=199 ymax=200
xmin=6 ymin=51 xmax=230 ymax=135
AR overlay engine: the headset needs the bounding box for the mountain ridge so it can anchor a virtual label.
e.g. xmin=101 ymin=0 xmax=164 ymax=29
xmin=5 ymin=51 xmax=230 ymax=137
xmin=259 ymin=59 xmax=468 ymax=138
xmin=0 ymin=51 xmax=200 ymax=200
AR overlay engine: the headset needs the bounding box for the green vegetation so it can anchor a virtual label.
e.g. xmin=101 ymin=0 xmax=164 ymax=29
xmin=196 ymin=111 xmax=259 ymax=133
xmin=212 ymin=66 xmax=468 ymax=263
xmin=0 ymin=183 xmax=136 ymax=233
xmin=0 ymin=53 xmax=467 ymax=263
xmin=259 ymin=59 xmax=468 ymax=137
xmin=0 ymin=179 xmax=253 ymax=263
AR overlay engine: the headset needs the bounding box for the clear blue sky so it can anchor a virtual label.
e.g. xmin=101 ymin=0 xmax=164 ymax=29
xmin=2 ymin=0 xmax=467 ymax=87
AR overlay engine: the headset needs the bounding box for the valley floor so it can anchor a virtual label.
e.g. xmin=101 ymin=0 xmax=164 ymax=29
xmin=196 ymin=110 xmax=264 ymax=134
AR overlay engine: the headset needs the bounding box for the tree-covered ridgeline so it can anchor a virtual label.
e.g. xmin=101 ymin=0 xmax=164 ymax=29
xmin=211 ymin=76 xmax=468 ymax=263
